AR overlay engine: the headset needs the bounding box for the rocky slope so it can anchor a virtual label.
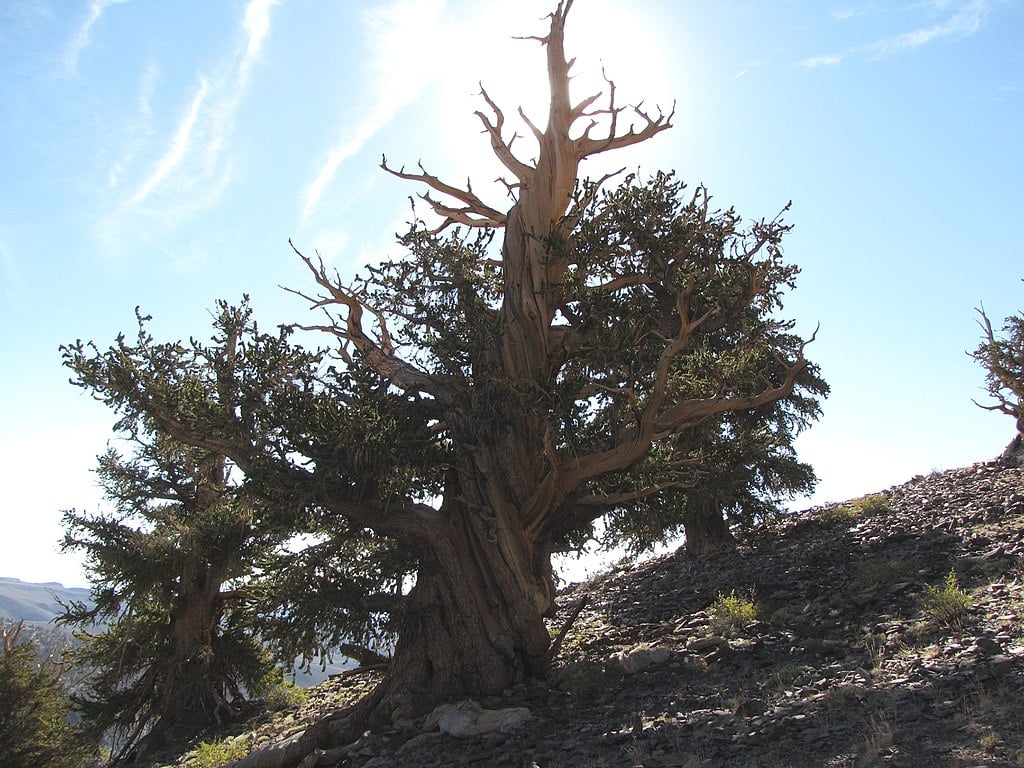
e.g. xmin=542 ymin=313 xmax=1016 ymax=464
xmin=172 ymin=460 xmax=1024 ymax=768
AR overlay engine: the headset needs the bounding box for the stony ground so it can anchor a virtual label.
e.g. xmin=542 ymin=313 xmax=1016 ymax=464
xmin=173 ymin=460 xmax=1024 ymax=768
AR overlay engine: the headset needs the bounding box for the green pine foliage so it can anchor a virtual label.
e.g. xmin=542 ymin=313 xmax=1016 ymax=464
xmin=63 ymin=301 xmax=416 ymax=678
xmin=59 ymin=304 xmax=300 ymax=762
xmin=552 ymin=173 xmax=826 ymax=554
xmin=0 ymin=620 xmax=91 ymax=768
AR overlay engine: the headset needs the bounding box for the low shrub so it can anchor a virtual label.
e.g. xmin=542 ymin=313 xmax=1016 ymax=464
xmin=263 ymin=677 xmax=308 ymax=711
xmin=708 ymin=589 xmax=759 ymax=636
xmin=921 ymin=568 xmax=972 ymax=626
xmin=817 ymin=493 xmax=890 ymax=524
xmin=850 ymin=493 xmax=890 ymax=514
xmin=187 ymin=736 xmax=248 ymax=768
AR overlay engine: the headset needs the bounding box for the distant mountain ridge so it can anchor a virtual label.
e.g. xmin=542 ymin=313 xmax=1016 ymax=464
xmin=0 ymin=577 xmax=92 ymax=623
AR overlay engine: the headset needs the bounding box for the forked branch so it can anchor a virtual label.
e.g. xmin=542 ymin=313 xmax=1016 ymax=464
xmin=380 ymin=158 xmax=507 ymax=233
xmin=475 ymin=84 xmax=533 ymax=183
xmin=286 ymin=241 xmax=450 ymax=398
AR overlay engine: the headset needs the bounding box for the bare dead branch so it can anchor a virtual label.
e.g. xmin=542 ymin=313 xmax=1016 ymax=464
xmin=381 ymin=158 xmax=507 ymax=232
xmin=288 ymin=241 xmax=450 ymax=397
xmin=419 ymin=192 xmax=506 ymax=234
xmin=547 ymin=592 xmax=588 ymax=661
xmin=972 ymin=398 xmax=1017 ymax=416
xmin=576 ymin=101 xmax=675 ymax=159
xmin=476 ymin=84 xmax=533 ymax=183
xmin=570 ymin=91 xmax=603 ymax=122
xmin=517 ymin=106 xmax=546 ymax=147
xmin=2 ymin=619 xmax=24 ymax=656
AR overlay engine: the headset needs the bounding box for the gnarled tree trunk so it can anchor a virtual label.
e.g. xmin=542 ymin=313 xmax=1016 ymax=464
xmin=375 ymin=457 xmax=555 ymax=721
xmin=683 ymin=507 xmax=736 ymax=555
xmin=132 ymin=578 xmax=227 ymax=760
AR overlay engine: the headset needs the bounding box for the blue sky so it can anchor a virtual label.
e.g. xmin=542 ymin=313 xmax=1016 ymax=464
xmin=1 ymin=0 xmax=1021 ymax=588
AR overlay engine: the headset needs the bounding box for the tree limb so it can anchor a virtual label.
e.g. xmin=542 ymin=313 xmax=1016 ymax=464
xmin=475 ymin=84 xmax=533 ymax=183
xmin=380 ymin=159 xmax=506 ymax=231
xmin=287 ymin=242 xmax=452 ymax=398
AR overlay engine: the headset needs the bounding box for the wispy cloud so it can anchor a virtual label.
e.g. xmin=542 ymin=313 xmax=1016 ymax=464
xmin=798 ymin=53 xmax=845 ymax=69
xmin=833 ymin=9 xmax=861 ymax=21
xmin=868 ymin=0 xmax=992 ymax=57
xmin=733 ymin=59 xmax=770 ymax=79
xmin=131 ymin=77 xmax=208 ymax=204
xmin=105 ymin=64 xmax=158 ymax=189
xmin=100 ymin=0 xmax=279 ymax=260
xmin=300 ymin=0 xmax=448 ymax=222
xmin=797 ymin=0 xmax=995 ymax=68
xmin=65 ymin=0 xmax=130 ymax=74
xmin=239 ymin=0 xmax=278 ymax=86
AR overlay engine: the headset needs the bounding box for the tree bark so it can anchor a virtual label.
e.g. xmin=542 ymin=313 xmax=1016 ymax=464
xmin=133 ymin=577 xmax=228 ymax=761
xmin=683 ymin=507 xmax=736 ymax=556
xmin=1000 ymin=431 xmax=1023 ymax=465
xmin=226 ymin=461 xmax=559 ymax=768
xmin=371 ymin=462 xmax=554 ymax=722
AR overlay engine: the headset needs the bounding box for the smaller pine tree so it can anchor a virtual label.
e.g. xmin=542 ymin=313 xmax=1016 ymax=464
xmin=0 ymin=620 xmax=91 ymax=768
xmin=60 ymin=302 xmax=293 ymax=763
xmin=971 ymin=294 xmax=1024 ymax=460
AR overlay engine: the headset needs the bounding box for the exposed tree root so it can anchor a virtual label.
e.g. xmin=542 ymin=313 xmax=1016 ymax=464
xmin=227 ymin=686 xmax=383 ymax=768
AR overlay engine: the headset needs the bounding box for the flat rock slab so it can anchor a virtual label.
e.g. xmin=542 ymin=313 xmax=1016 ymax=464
xmin=422 ymin=700 xmax=532 ymax=738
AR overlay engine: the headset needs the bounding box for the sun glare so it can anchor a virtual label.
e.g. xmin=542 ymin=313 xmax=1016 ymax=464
xmin=418 ymin=0 xmax=680 ymax=209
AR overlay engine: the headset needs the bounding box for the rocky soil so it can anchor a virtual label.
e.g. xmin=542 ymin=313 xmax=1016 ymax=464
xmin=172 ymin=460 xmax=1024 ymax=768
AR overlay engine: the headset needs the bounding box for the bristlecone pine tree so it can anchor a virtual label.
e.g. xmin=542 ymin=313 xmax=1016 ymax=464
xmin=0 ymin=620 xmax=90 ymax=768
xmin=63 ymin=2 xmax=823 ymax=762
xmin=60 ymin=305 xmax=289 ymax=764
xmin=971 ymin=291 xmax=1024 ymax=460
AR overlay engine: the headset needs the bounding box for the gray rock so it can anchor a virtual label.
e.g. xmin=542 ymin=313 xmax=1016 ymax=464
xmin=615 ymin=646 xmax=672 ymax=673
xmin=422 ymin=700 xmax=532 ymax=738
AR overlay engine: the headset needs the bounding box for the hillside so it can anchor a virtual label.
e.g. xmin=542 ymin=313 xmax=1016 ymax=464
xmin=0 ymin=577 xmax=91 ymax=623
xmin=158 ymin=460 xmax=1023 ymax=767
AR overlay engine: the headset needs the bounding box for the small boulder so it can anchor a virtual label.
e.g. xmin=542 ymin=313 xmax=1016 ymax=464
xmin=615 ymin=646 xmax=672 ymax=674
xmin=423 ymin=700 xmax=532 ymax=738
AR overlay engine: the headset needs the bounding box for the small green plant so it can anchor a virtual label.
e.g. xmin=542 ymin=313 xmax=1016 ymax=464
xmin=816 ymin=504 xmax=859 ymax=524
xmin=187 ymin=736 xmax=248 ymax=768
xmin=921 ymin=568 xmax=973 ymax=626
xmin=708 ymin=589 xmax=759 ymax=635
xmin=851 ymin=493 xmax=890 ymax=514
xmin=818 ymin=493 xmax=891 ymax=524
xmin=263 ymin=677 xmax=308 ymax=711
